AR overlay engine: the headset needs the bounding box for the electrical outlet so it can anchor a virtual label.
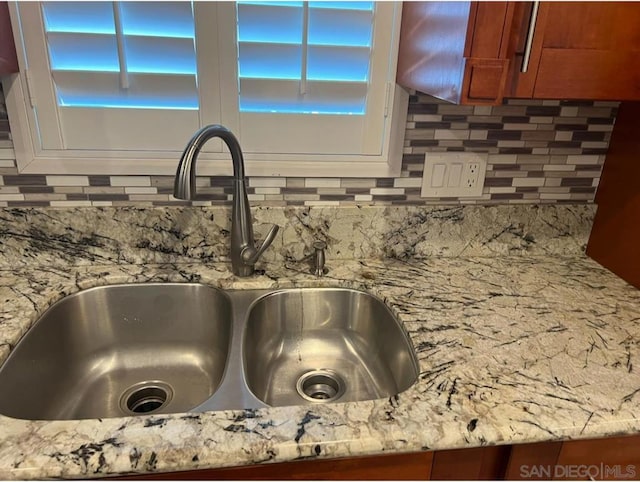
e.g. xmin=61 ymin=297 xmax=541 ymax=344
xmin=464 ymin=162 xmax=481 ymax=188
xmin=421 ymin=153 xmax=487 ymax=198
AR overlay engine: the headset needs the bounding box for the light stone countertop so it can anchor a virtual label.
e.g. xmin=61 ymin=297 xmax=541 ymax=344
xmin=1 ymin=255 xmax=640 ymax=480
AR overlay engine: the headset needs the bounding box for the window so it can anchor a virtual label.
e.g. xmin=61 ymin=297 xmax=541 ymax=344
xmin=4 ymin=1 xmax=408 ymax=176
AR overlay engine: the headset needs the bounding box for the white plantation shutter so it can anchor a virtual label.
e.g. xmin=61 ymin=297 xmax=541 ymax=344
xmin=20 ymin=1 xmax=201 ymax=151
xmin=222 ymin=1 xmax=398 ymax=155
xmin=236 ymin=1 xmax=372 ymax=115
xmin=9 ymin=1 xmax=405 ymax=172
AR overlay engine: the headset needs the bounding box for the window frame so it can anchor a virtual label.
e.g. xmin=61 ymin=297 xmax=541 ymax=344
xmin=3 ymin=1 xmax=408 ymax=177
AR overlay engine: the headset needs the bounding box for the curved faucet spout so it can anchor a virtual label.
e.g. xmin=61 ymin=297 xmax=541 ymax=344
xmin=173 ymin=125 xmax=278 ymax=277
xmin=174 ymin=125 xmax=245 ymax=200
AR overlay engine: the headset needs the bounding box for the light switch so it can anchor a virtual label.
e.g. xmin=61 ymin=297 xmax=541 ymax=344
xmin=432 ymin=163 xmax=446 ymax=187
xmin=448 ymin=163 xmax=463 ymax=187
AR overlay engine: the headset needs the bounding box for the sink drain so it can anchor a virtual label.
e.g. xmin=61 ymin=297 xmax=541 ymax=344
xmin=296 ymin=369 xmax=345 ymax=403
xmin=120 ymin=382 xmax=173 ymax=415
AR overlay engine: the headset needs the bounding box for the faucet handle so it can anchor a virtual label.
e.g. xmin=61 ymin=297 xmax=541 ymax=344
xmin=241 ymin=224 xmax=280 ymax=266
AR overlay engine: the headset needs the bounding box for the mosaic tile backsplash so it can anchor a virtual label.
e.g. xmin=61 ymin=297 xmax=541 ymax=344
xmin=0 ymin=86 xmax=618 ymax=207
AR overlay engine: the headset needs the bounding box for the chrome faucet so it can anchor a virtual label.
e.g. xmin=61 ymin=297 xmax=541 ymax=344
xmin=174 ymin=125 xmax=279 ymax=277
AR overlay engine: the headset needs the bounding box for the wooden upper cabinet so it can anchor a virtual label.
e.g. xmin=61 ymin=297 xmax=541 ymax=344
xmin=510 ymin=2 xmax=640 ymax=101
xmin=0 ymin=1 xmax=19 ymax=76
xmin=397 ymin=2 xmax=640 ymax=104
xmin=396 ymin=2 xmax=515 ymax=105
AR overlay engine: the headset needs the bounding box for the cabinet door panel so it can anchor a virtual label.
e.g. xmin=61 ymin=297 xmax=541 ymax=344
xmin=396 ymin=1 xmax=472 ymax=104
xmin=504 ymin=442 xmax=562 ymax=480
xmin=396 ymin=2 xmax=512 ymax=105
xmin=467 ymin=2 xmax=512 ymax=59
xmin=431 ymin=445 xmax=511 ymax=480
xmin=554 ymin=435 xmax=640 ymax=480
xmin=534 ymin=49 xmax=640 ymax=100
xmin=541 ymin=3 xmax=640 ymax=50
xmin=523 ymin=2 xmax=640 ymax=100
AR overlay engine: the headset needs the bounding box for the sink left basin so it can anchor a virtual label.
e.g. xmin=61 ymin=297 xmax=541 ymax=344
xmin=0 ymin=283 xmax=233 ymax=420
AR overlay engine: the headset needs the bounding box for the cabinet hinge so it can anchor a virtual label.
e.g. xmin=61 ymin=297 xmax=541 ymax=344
xmin=384 ymin=82 xmax=392 ymax=117
xmin=24 ymin=70 xmax=36 ymax=108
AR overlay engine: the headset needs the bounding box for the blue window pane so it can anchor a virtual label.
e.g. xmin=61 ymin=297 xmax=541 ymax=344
xmin=307 ymin=46 xmax=370 ymax=82
xmin=58 ymin=94 xmax=198 ymax=110
xmin=47 ymin=33 xmax=119 ymax=72
xmin=238 ymin=1 xmax=303 ymax=7
xmin=43 ymin=2 xmax=114 ymax=34
xmin=309 ymin=2 xmax=373 ymax=11
xmin=54 ymin=71 xmax=199 ymax=109
xmin=238 ymin=77 xmax=366 ymax=115
xmin=237 ymin=3 xmax=303 ymax=44
xmin=239 ymin=43 xmax=302 ymax=79
xmin=240 ymin=99 xmax=364 ymax=115
xmin=126 ymin=36 xmax=197 ymax=75
xmin=308 ymin=8 xmax=372 ymax=47
xmin=120 ymin=2 xmax=195 ymax=38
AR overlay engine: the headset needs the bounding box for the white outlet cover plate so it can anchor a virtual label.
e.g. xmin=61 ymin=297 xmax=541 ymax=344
xmin=420 ymin=152 xmax=487 ymax=198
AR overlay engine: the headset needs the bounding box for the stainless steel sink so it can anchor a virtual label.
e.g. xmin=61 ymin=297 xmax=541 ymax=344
xmin=0 ymin=285 xmax=418 ymax=420
xmin=0 ymin=284 xmax=233 ymax=420
xmin=243 ymin=289 xmax=419 ymax=407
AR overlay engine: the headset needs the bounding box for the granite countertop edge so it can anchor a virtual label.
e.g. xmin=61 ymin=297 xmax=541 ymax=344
xmin=1 ymin=255 xmax=640 ymax=479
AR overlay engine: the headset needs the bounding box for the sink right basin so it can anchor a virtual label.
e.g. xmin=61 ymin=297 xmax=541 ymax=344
xmin=242 ymin=288 xmax=419 ymax=407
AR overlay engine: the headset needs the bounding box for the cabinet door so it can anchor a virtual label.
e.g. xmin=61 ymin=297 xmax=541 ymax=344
xmin=553 ymin=435 xmax=640 ymax=480
xmin=504 ymin=441 xmax=562 ymax=480
xmin=505 ymin=436 xmax=640 ymax=480
xmin=0 ymin=1 xmax=18 ymax=75
xmin=510 ymin=2 xmax=640 ymax=100
xmin=430 ymin=445 xmax=511 ymax=480
xmin=396 ymin=2 xmax=515 ymax=105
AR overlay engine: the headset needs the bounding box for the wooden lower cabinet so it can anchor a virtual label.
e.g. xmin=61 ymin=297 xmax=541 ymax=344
xmin=114 ymin=446 xmax=509 ymax=480
xmin=431 ymin=445 xmax=512 ymax=480
xmin=506 ymin=435 xmax=640 ymax=480
xmin=115 ymin=452 xmax=434 ymax=480
xmin=586 ymin=101 xmax=640 ymax=290
xmin=114 ymin=434 xmax=640 ymax=480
